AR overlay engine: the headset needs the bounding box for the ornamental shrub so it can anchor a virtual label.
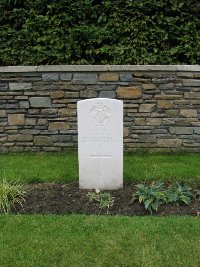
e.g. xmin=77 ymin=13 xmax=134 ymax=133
xmin=0 ymin=179 xmax=27 ymax=214
xmin=0 ymin=0 xmax=200 ymax=65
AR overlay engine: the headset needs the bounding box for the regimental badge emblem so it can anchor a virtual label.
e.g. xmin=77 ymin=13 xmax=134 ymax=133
xmin=89 ymin=101 xmax=111 ymax=126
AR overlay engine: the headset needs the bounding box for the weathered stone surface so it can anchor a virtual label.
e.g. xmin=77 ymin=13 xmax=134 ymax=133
xmin=73 ymin=74 xmax=97 ymax=84
xmin=183 ymin=142 xmax=200 ymax=147
xmin=67 ymin=104 xmax=76 ymax=108
xmin=25 ymin=91 xmax=50 ymax=96
xmin=0 ymin=127 xmax=4 ymax=133
xmin=194 ymin=128 xmax=200 ymax=134
xmin=25 ymin=118 xmax=36 ymax=126
xmin=0 ymin=83 xmax=8 ymax=91
xmin=120 ymin=73 xmax=133 ymax=82
xmin=159 ymin=83 xmax=174 ymax=89
xmin=123 ymin=127 xmax=130 ymax=137
xmin=98 ymin=91 xmax=116 ymax=98
xmin=9 ymin=83 xmax=32 ymax=91
xmin=42 ymin=73 xmax=59 ymax=81
xmin=34 ymin=136 xmax=53 ymax=146
xmin=134 ymin=118 xmax=145 ymax=125
xmin=176 ymin=119 xmax=197 ymax=126
xmin=20 ymin=129 xmax=41 ymax=135
xmin=8 ymin=134 xmax=33 ymax=142
xmin=28 ymin=109 xmax=40 ymax=115
xmin=43 ymin=147 xmax=61 ymax=152
xmin=180 ymin=109 xmax=198 ymax=117
xmin=124 ymin=103 xmax=139 ymax=108
xmin=117 ymin=86 xmax=142 ymax=99
xmin=32 ymin=82 xmax=59 ymax=91
xmin=157 ymin=139 xmax=182 ymax=147
xmin=1 ymin=103 xmax=19 ymax=109
xmin=191 ymin=122 xmax=200 ymax=127
xmin=0 ymin=134 xmax=7 ymax=141
xmin=126 ymin=110 xmax=137 ymax=115
xmin=58 ymin=108 xmax=76 ymax=117
xmin=20 ymin=101 xmax=29 ymax=109
xmin=30 ymin=97 xmax=51 ymax=107
xmin=20 ymin=75 xmax=42 ymax=82
xmin=173 ymin=100 xmax=191 ymax=107
xmin=176 ymin=87 xmax=191 ymax=92
xmin=126 ymin=107 xmax=138 ymax=112
xmin=9 ymin=147 xmax=24 ymax=153
xmin=143 ymin=83 xmax=157 ymax=90
xmin=38 ymin=119 xmax=48 ymax=126
xmin=60 ymin=84 xmax=85 ymax=90
xmin=41 ymin=109 xmax=57 ymax=115
xmin=184 ymin=92 xmax=200 ymax=99
xmin=157 ymin=100 xmax=173 ymax=109
xmin=139 ymin=135 xmax=156 ymax=143
xmin=154 ymin=129 xmax=168 ymax=134
xmin=59 ymin=73 xmax=72 ymax=81
xmin=99 ymin=73 xmax=119 ymax=82
xmin=8 ymin=114 xmax=25 ymax=125
xmin=80 ymin=90 xmax=97 ymax=98
xmin=53 ymin=99 xmax=69 ymax=104
xmin=155 ymin=94 xmax=182 ymax=100
xmin=48 ymin=121 xmax=69 ymax=131
xmin=5 ymin=125 xmax=18 ymax=130
xmin=139 ymin=104 xmax=156 ymax=113
xmin=182 ymin=79 xmax=200 ymax=87
xmin=0 ymin=110 xmax=6 ymax=117
xmin=52 ymin=135 xmax=72 ymax=142
xmin=50 ymin=91 xmax=65 ymax=99
xmin=2 ymin=65 xmax=200 ymax=73
xmin=87 ymin=85 xmax=117 ymax=91
xmin=165 ymin=110 xmax=179 ymax=117
xmin=169 ymin=127 xmax=193 ymax=135
xmin=146 ymin=118 xmax=162 ymax=125
xmin=15 ymin=142 xmax=33 ymax=146
xmin=177 ymin=72 xmax=194 ymax=78
xmin=0 ymin=95 xmax=14 ymax=100
xmin=1 ymin=67 xmax=200 ymax=153
xmin=65 ymin=92 xmax=79 ymax=98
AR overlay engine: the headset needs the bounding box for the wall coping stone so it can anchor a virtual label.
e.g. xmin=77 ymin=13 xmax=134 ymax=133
xmin=0 ymin=65 xmax=200 ymax=73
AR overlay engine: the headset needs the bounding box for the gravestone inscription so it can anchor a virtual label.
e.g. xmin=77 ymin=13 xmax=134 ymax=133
xmin=78 ymin=98 xmax=123 ymax=190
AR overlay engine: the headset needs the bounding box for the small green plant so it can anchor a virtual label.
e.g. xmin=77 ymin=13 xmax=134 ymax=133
xmin=132 ymin=181 xmax=167 ymax=213
xmin=86 ymin=191 xmax=115 ymax=214
xmin=0 ymin=179 xmax=27 ymax=214
xmin=166 ymin=183 xmax=192 ymax=205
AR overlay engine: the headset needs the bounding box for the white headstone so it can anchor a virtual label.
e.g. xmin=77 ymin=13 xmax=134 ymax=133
xmin=78 ymin=98 xmax=123 ymax=190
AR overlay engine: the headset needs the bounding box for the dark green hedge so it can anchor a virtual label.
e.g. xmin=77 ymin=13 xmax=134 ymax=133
xmin=0 ymin=0 xmax=200 ymax=65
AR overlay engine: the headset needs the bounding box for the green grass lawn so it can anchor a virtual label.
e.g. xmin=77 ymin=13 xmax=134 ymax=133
xmin=0 ymin=215 xmax=200 ymax=267
xmin=1 ymin=152 xmax=200 ymax=267
xmin=0 ymin=152 xmax=200 ymax=183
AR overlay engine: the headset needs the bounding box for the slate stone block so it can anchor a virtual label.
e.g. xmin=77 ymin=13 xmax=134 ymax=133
xmin=73 ymin=73 xmax=97 ymax=84
xmin=30 ymin=97 xmax=51 ymax=108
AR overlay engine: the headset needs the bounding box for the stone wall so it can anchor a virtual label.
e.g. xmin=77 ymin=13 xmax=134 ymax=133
xmin=0 ymin=65 xmax=200 ymax=153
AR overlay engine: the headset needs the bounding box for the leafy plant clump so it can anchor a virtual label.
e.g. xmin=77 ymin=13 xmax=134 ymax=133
xmin=0 ymin=179 xmax=27 ymax=214
xmin=86 ymin=191 xmax=115 ymax=214
xmin=166 ymin=183 xmax=192 ymax=205
xmin=132 ymin=181 xmax=167 ymax=213
xmin=132 ymin=181 xmax=193 ymax=213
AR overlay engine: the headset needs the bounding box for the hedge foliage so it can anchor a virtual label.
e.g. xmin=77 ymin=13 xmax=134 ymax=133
xmin=0 ymin=0 xmax=200 ymax=65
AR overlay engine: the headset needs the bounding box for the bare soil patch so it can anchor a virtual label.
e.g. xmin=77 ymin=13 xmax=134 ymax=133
xmin=12 ymin=182 xmax=200 ymax=216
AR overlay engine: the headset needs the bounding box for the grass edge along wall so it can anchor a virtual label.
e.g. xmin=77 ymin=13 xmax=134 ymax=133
xmin=0 ymin=65 xmax=200 ymax=153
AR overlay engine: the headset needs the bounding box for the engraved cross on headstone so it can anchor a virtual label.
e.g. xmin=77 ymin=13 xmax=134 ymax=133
xmin=91 ymin=145 xmax=110 ymax=180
